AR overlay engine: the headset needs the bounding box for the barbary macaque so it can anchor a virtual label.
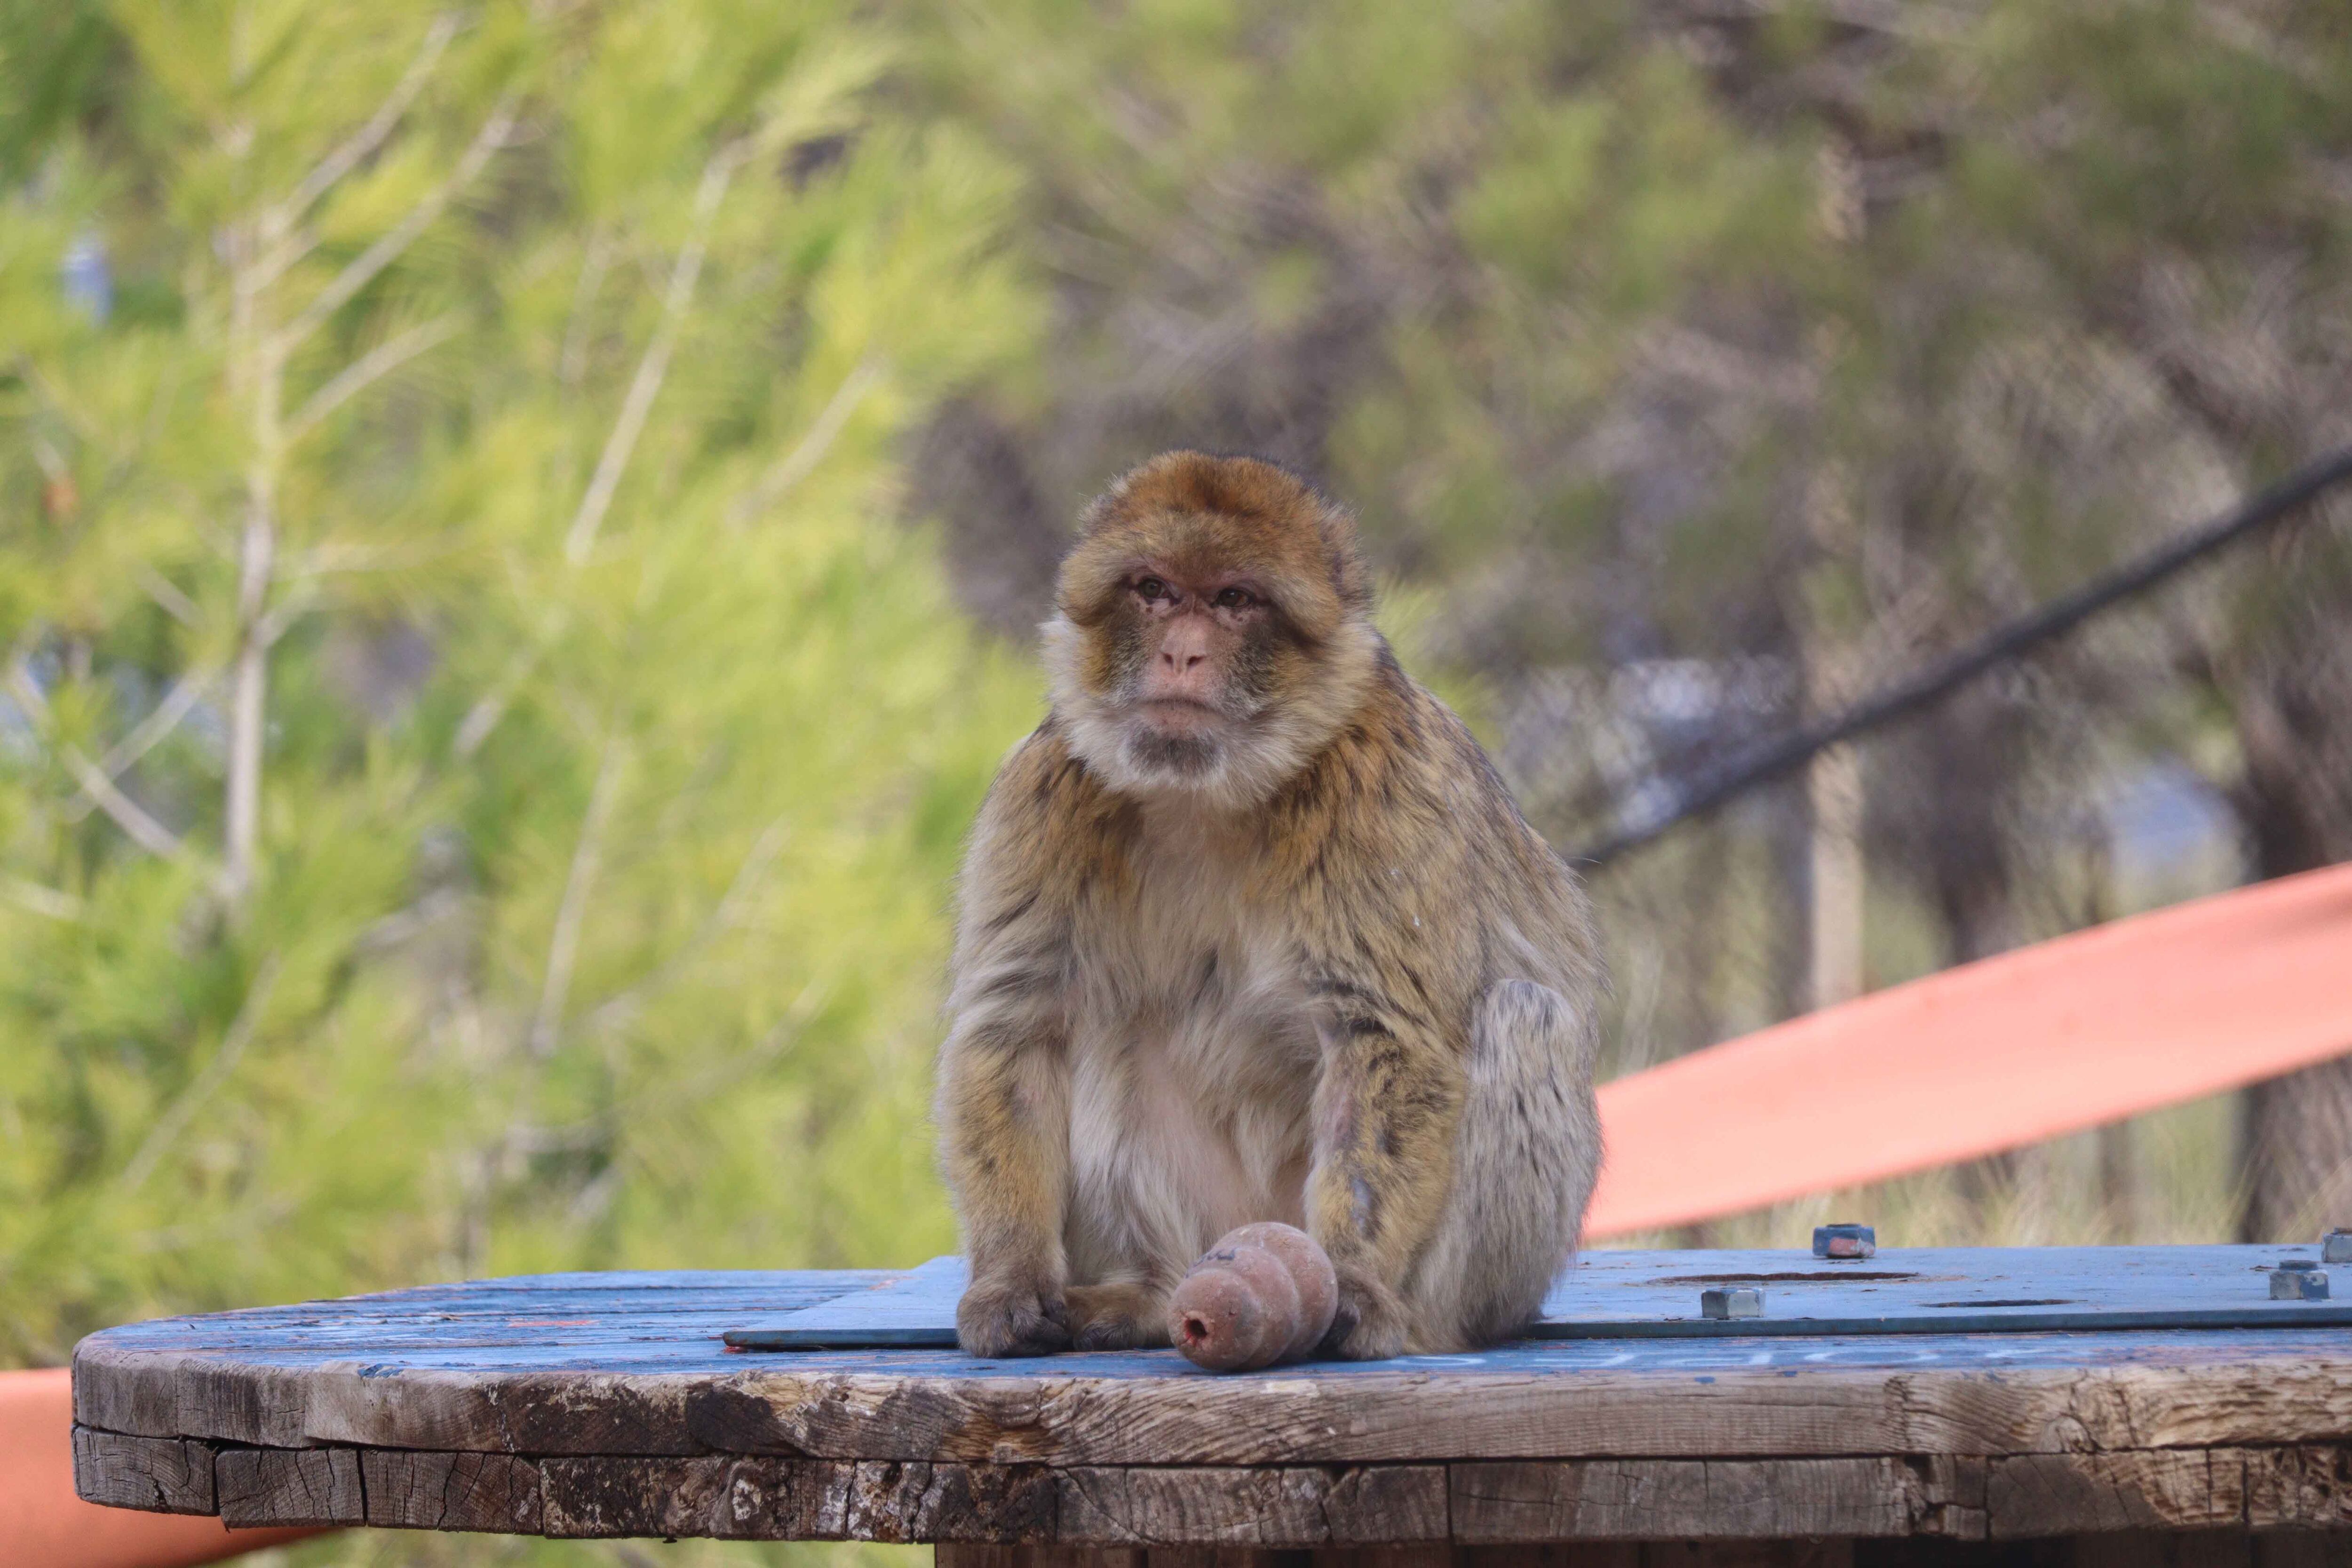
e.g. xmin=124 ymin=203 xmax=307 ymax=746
xmin=937 ymin=452 xmax=1603 ymax=1358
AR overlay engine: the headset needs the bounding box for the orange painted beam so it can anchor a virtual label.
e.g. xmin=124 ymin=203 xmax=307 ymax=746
xmin=1588 ymin=862 xmax=2352 ymax=1239
xmin=1 ymin=1368 xmax=326 ymax=1568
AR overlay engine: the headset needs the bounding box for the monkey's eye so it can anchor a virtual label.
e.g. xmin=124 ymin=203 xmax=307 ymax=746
xmin=1134 ymin=576 xmax=1173 ymax=604
xmin=1213 ymin=586 xmax=1255 ymax=611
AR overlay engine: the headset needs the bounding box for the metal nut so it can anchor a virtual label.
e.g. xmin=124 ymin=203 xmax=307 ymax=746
xmin=2324 ymin=1231 xmax=2352 ymax=1265
xmin=2272 ymin=1264 xmax=2331 ymax=1301
xmin=1701 ymin=1286 xmax=1764 ymax=1320
xmin=1812 ymin=1223 xmax=1876 ymax=1260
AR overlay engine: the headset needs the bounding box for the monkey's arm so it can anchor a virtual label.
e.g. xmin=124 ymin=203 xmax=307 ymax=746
xmin=937 ymin=752 xmax=1082 ymax=1358
xmin=937 ymin=974 xmax=1073 ymax=1356
xmin=1302 ymin=976 xmax=1466 ymax=1359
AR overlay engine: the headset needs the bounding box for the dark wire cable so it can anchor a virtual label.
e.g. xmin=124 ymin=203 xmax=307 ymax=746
xmin=1569 ymin=443 xmax=2352 ymax=868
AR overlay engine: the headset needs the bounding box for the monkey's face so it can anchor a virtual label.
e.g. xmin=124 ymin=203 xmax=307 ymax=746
xmin=1044 ymin=453 xmax=1381 ymax=809
xmin=1103 ymin=565 xmax=1277 ymax=776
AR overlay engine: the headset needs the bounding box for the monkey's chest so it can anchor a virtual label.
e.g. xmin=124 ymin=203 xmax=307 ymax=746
xmin=1063 ymin=938 xmax=1319 ymax=1273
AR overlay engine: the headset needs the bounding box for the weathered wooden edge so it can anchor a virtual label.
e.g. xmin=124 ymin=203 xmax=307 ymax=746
xmin=1449 ymin=1458 xmax=1985 ymax=1542
xmin=71 ymin=1339 xmax=2352 ymax=1463
xmin=71 ymin=1439 xmax=2352 ymax=1542
xmin=216 ymin=1445 xmax=365 ymax=1527
xmin=540 ymin=1456 xmax=1058 ymax=1541
xmin=72 ymin=1425 xmax=544 ymax=1531
xmin=71 ymin=1338 xmax=716 ymax=1456
xmin=360 ymin=1449 xmax=544 ymax=1533
xmin=72 ymin=1427 xmax=216 ymax=1514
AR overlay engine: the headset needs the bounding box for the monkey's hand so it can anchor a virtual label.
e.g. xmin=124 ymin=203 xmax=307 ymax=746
xmin=1320 ymin=1260 xmax=1410 ymax=1360
xmin=956 ymin=1272 xmax=1073 ymax=1358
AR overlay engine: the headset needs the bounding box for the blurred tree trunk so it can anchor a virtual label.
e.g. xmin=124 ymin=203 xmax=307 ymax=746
xmin=1919 ymin=692 xmax=2034 ymax=1229
xmin=2233 ymin=614 xmax=2352 ymax=1242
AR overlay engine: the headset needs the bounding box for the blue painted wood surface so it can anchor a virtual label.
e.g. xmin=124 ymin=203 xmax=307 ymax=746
xmin=76 ymin=1246 xmax=2352 ymax=1392
xmin=722 ymin=1243 xmax=2352 ymax=1350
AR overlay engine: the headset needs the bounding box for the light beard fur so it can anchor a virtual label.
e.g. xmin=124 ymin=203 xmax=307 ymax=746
xmin=1040 ymin=615 xmax=1383 ymax=813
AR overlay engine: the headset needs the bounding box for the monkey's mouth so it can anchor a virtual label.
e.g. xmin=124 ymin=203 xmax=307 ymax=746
xmin=1135 ymin=697 xmax=1225 ymax=731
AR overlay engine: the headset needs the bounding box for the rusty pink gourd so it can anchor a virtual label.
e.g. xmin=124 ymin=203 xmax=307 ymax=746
xmin=1166 ymin=1222 xmax=1338 ymax=1372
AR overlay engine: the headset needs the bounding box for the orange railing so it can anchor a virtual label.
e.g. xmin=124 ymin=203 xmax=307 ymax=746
xmin=1589 ymin=860 xmax=2352 ymax=1237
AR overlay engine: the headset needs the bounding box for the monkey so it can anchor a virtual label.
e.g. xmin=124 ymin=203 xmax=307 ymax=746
xmin=936 ymin=451 xmax=1604 ymax=1360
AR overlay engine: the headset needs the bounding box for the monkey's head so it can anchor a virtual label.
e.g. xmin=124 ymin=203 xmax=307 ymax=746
xmin=1043 ymin=451 xmax=1382 ymax=809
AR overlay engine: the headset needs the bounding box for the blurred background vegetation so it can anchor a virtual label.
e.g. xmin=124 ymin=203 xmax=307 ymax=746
xmin=5 ymin=0 xmax=2351 ymax=1563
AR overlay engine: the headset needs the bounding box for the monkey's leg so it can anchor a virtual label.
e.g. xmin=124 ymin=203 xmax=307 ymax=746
xmin=1305 ymin=1005 xmax=1468 ymax=1360
xmin=938 ymin=1008 xmax=1075 ymax=1357
xmin=1406 ymin=979 xmax=1601 ymax=1350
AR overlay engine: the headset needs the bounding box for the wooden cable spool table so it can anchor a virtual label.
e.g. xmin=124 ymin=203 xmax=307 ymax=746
xmin=71 ymin=1244 xmax=2352 ymax=1566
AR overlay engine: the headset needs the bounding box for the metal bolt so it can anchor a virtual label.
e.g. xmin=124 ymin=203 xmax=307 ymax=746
xmin=2272 ymin=1262 xmax=2330 ymax=1301
xmin=2324 ymin=1231 xmax=2352 ymax=1265
xmin=1813 ymin=1222 xmax=1876 ymax=1260
xmin=1701 ymin=1286 xmax=1765 ymax=1320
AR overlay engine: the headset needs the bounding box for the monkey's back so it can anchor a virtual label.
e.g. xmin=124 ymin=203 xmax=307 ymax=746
xmin=1252 ymin=644 xmax=1605 ymax=1041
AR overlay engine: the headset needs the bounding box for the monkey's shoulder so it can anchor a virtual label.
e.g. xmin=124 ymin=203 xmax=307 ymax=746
xmin=1280 ymin=665 xmax=1581 ymax=906
xmin=982 ymin=716 xmax=1109 ymax=820
xmin=1288 ymin=666 xmax=1514 ymax=828
xmin=964 ymin=716 xmax=1134 ymax=893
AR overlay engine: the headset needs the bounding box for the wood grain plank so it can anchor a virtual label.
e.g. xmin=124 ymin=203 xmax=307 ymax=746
xmin=1986 ymin=1450 xmax=2244 ymax=1537
xmin=215 ymin=1445 xmax=365 ymax=1526
xmin=663 ymin=1356 xmax=2352 ymax=1466
xmin=70 ymin=1426 xmax=217 ymax=1514
xmin=1327 ymin=1469 xmax=1456 ymax=1545
xmin=848 ymin=1459 xmax=1062 ymax=1543
xmin=539 ymin=1456 xmax=1058 ymax=1542
xmin=70 ymin=1352 xmax=2352 ymax=1465
xmin=74 ymin=1338 xmax=721 ymax=1454
xmin=540 ymin=1456 xmax=836 ymax=1539
xmin=361 ymin=1449 xmax=541 ymax=1532
xmin=2241 ymin=1446 xmax=2352 ymax=1530
xmin=1056 ymin=1466 xmax=1446 ymax=1546
xmin=73 ymin=1442 xmax=2352 ymax=1544
xmin=1450 ymin=1459 xmax=1984 ymax=1542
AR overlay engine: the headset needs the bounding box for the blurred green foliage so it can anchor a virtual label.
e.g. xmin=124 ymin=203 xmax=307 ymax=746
xmin=0 ymin=0 xmax=1043 ymax=1386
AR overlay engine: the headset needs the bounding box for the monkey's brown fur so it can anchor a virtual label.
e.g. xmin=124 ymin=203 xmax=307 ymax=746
xmin=938 ymin=451 xmax=1604 ymax=1358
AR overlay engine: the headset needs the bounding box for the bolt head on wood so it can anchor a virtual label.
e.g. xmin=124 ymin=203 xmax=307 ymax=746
xmin=1812 ymin=1223 xmax=1876 ymax=1260
xmin=1700 ymin=1286 xmax=1764 ymax=1320
xmin=2273 ymin=1263 xmax=2331 ymax=1300
xmin=2324 ymin=1230 xmax=2352 ymax=1265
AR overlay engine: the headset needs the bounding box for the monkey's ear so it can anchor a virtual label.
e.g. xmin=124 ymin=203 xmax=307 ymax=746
xmin=1312 ymin=504 xmax=1374 ymax=621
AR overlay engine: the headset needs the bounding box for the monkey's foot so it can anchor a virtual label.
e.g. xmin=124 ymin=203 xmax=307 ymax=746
xmin=1065 ymin=1282 xmax=1171 ymax=1351
xmin=955 ymin=1278 xmax=1073 ymax=1357
xmin=1321 ymin=1266 xmax=1408 ymax=1360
